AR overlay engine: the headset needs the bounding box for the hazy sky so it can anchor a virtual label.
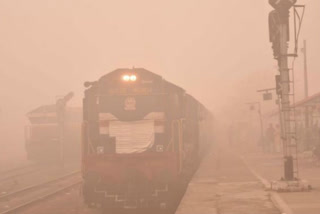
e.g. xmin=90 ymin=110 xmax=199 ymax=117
xmin=0 ymin=0 xmax=319 ymax=143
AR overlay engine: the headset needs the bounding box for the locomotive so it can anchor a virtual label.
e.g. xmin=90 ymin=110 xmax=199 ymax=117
xmin=82 ymin=68 xmax=214 ymax=212
xmin=25 ymin=93 xmax=81 ymax=161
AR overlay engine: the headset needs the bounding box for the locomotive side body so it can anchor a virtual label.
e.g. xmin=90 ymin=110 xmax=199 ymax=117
xmin=82 ymin=68 xmax=213 ymax=211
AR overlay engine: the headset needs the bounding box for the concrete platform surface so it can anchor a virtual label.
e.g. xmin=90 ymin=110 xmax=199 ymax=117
xmin=244 ymin=151 xmax=320 ymax=214
xmin=175 ymin=146 xmax=280 ymax=214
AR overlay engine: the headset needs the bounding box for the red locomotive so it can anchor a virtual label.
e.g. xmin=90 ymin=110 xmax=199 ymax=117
xmin=82 ymin=68 xmax=214 ymax=212
xmin=25 ymin=93 xmax=81 ymax=161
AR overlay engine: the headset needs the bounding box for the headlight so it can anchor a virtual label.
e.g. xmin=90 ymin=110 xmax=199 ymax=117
xmin=130 ymin=75 xmax=137 ymax=81
xmin=122 ymin=74 xmax=137 ymax=82
xmin=122 ymin=75 xmax=130 ymax=81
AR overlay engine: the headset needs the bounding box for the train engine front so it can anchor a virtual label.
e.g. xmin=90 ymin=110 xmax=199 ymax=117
xmin=82 ymin=68 xmax=210 ymax=212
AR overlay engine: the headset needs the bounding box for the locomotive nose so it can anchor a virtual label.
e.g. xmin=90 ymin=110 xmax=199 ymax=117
xmin=124 ymin=167 xmax=148 ymax=184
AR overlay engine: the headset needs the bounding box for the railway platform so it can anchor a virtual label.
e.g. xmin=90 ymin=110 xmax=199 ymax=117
xmin=175 ymin=145 xmax=280 ymax=214
xmin=243 ymin=151 xmax=320 ymax=214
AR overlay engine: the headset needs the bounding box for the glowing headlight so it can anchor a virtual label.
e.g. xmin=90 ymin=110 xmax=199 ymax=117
xmin=122 ymin=75 xmax=130 ymax=81
xmin=122 ymin=74 xmax=137 ymax=82
xmin=130 ymin=75 xmax=137 ymax=81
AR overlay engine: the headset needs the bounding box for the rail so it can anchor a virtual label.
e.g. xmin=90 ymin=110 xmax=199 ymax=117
xmin=0 ymin=171 xmax=82 ymax=214
xmin=0 ymin=164 xmax=39 ymax=183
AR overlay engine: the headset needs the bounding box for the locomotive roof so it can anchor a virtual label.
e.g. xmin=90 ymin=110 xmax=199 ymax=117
xmin=97 ymin=68 xmax=185 ymax=93
xmin=27 ymin=105 xmax=81 ymax=117
xmin=89 ymin=68 xmax=212 ymax=116
xmin=27 ymin=104 xmax=56 ymax=115
xmin=99 ymin=68 xmax=161 ymax=81
xmin=27 ymin=92 xmax=75 ymax=116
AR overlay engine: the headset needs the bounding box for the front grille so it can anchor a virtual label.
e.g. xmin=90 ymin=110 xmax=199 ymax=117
xmin=94 ymin=183 xmax=169 ymax=209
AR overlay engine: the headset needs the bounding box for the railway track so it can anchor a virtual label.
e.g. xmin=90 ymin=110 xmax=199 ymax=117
xmin=0 ymin=171 xmax=82 ymax=214
xmin=0 ymin=164 xmax=39 ymax=183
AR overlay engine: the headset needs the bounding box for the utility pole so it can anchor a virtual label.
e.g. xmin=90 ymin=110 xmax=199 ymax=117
xmin=302 ymin=40 xmax=310 ymax=137
xmin=302 ymin=40 xmax=309 ymax=98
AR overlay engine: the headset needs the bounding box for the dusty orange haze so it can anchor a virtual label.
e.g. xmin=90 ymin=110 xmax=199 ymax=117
xmin=0 ymin=0 xmax=319 ymax=152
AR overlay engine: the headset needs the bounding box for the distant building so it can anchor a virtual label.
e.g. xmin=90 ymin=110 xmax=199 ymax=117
xmin=265 ymin=92 xmax=320 ymax=151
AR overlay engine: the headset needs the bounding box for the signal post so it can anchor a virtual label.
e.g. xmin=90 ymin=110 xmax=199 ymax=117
xmin=56 ymin=92 xmax=74 ymax=167
xmin=268 ymin=0 xmax=309 ymax=191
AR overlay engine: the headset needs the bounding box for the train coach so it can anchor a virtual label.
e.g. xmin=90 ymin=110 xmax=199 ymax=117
xmin=25 ymin=93 xmax=81 ymax=161
xmin=82 ymin=68 xmax=214 ymax=212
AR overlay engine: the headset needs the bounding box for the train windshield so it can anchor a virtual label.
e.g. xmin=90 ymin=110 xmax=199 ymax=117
xmin=92 ymin=93 xmax=166 ymax=154
xmin=109 ymin=120 xmax=155 ymax=154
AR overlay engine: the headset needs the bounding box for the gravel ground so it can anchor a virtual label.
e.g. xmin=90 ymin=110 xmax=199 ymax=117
xmin=14 ymin=186 xmax=98 ymax=214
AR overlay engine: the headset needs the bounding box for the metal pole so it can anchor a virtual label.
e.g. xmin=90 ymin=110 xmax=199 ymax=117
xmin=56 ymin=100 xmax=65 ymax=168
xmin=303 ymin=40 xmax=309 ymax=98
xmin=60 ymin=115 xmax=65 ymax=167
xmin=302 ymin=40 xmax=310 ymax=145
xmin=56 ymin=92 xmax=73 ymax=167
xmin=258 ymin=103 xmax=264 ymax=144
xmin=58 ymin=107 xmax=65 ymax=167
xmin=279 ymin=13 xmax=294 ymax=180
xmin=277 ymin=95 xmax=284 ymax=141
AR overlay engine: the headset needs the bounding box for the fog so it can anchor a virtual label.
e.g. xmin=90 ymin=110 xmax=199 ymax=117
xmin=1 ymin=1 xmax=320 ymax=214
xmin=0 ymin=0 xmax=320 ymax=156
